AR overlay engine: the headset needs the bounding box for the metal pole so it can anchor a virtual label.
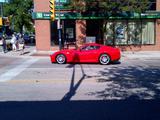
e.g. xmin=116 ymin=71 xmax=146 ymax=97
xmin=58 ymin=0 xmax=62 ymax=50
xmin=1 ymin=3 xmax=3 ymax=17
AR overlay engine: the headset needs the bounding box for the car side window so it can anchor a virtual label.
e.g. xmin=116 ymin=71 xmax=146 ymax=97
xmin=94 ymin=46 xmax=100 ymax=50
xmin=81 ymin=45 xmax=100 ymax=51
xmin=81 ymin=46 xmax=88 ymax=51
xmin=88 ymin=45 xmax=100 ymax=50
xmin=81 ymin=46 xmax=93 ymax=51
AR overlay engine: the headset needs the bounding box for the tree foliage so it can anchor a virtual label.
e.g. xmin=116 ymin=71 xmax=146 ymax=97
xmin=4 ymin=0 xmax=33 ymax=33
xmin=68 ymin=0 xmax=150 ymax=16
xmin=67 ymin=0 xmax=150 ymax=43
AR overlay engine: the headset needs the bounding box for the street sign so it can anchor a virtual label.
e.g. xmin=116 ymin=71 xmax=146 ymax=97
xmin=55 ymin=0 xmax=67 ymax=3
xmin=32 ymin=12 xmax=160 ymax=20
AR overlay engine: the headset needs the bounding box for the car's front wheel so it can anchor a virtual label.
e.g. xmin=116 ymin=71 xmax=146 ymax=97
xmin=99 ymin=54 xmax=110 ymax=65
xmin=56 ymin=54 xmax=66 ymax=64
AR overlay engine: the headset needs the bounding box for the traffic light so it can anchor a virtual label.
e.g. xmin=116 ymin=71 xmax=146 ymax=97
xmin=49 ymin=0 xmax=55 ymax=21
xmin=0 ymin=17 xmax=3 ymax=26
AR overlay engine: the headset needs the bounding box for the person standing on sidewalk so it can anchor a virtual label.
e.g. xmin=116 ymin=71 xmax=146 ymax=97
xmin=2 ymin=34 xmax=7 ymax=53
xmin=11 ymin=34 xmax=17 ymax=51
xmin=18 ymin=34 xmax=25 ymax=55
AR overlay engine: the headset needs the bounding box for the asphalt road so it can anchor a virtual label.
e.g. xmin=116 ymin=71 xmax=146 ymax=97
xmin=0 ymin=55 xmax=160 ymax=120
xmin=0 ymin=56 xmax=160 ymax=100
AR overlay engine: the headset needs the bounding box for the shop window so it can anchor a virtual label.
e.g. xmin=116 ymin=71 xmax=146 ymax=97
xmin=104 ymin=20 xmax=155 ymax=46
xmin=51 ymin=21 xmax=58 ymax=46
xmin=114 ymin=21 xmax=127 ymax=45
xmin=142 ymin=20 xmax=155 ymax=44
xmin=104 ymin=22 xmax=114 ymax=45
xmin=148 ymin=1 xmax=156 ymax=10
xmin=128 ymin=20 xmax=141 ymax=45
xmin=50 ymin=20 xmax=76 ymax=46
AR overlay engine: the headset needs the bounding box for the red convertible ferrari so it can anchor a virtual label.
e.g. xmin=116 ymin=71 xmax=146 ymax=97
xmin=50 ymin=43 xmax=121 ymax=65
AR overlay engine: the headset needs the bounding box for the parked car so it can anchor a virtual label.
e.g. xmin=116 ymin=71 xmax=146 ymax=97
xmin=50 ymin=43 xmax=121 ymax=65
xmin=23 ymin=33 xmax=35 ymax=44
xmin=23 ymin=33 xmax=30 ymax=43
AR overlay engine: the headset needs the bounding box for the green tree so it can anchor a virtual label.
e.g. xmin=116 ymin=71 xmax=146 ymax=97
xmin=67 ymin=0 xmax=150 ymax=43
xmin=4 ymin=0 xmax=33 ymax=33
xmin=68 ymin=0 xmax=150 ymax=15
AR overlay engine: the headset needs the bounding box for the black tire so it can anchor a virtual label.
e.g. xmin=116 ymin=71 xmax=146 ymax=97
xmin=99 ymin=54 xmax=110 ymax=65
xmin=56 ymin=54 xmax=66 ymax=64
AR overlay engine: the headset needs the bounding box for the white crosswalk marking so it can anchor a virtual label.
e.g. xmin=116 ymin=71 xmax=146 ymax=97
xmin=0 ymin=59 xmax=38 ymax=82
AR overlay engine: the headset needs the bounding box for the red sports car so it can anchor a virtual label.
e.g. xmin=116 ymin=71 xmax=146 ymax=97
xmin=50 ymin=43 xmax=121 ymax=65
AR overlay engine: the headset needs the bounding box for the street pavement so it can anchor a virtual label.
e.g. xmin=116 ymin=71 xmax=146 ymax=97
xmin=0 ymin=48 xmax=160 ymax=120
xmin=0 ymin=54 xmax=160 ymax=101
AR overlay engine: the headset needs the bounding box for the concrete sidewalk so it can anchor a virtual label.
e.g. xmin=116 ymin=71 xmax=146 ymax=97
xmin=0 ymin=46 xmax=53 ymax=58
xmin=0 ymin=45 xmax=37 ymax=57
xmin=122 ymin=51 xmax=160 ymax=59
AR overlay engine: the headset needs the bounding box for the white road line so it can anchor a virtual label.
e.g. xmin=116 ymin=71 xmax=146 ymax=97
xmin=0 ymin=59 xmax=38 ymax=82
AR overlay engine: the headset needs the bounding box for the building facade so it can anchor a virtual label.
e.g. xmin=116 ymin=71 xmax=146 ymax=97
xmin=33 ymin=0 xmax=160 ymax=51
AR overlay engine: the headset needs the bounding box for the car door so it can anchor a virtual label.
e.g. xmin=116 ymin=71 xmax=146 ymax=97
xmin=78 ymin=45 xmax=100 ymax=62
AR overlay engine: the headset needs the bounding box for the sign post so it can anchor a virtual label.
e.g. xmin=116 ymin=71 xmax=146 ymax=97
xmin=57 ymin=0 xmax=62 ymax=50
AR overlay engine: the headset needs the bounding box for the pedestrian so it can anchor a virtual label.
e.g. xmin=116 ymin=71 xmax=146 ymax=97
xmin=2 ymin=34 xmax=7 ymax=53
xmin=11 ymin=34 xmax=17 ymax=51
xmin=18 ymin=34 xmax=25 ymax=55
xmin=16 ymin=33 xmax=20 ymax=50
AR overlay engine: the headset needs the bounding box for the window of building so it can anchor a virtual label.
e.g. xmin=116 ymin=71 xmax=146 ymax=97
xmin=50 ymin=21 xmax=58 ymax=46
xmin=148 ymin=0 xmax=156 ymax=10
xmin=50 ymin=20 xmax=76 ymax=46
xmin=114 ymin=21 xmax=127 ymax=45
xmin=142 ymin=20 xmax=155 ymax=44
xmin=128 ymin=20 xmax=142 ymax=45
xmin=104 ymin=19 xmax=155 ymax=46
xmin=104 ymin=22 xmax=114 ymax=45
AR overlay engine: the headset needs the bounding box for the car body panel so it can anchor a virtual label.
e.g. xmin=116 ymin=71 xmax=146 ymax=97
xmin=50 ymin=43 xmax=121 ymax=64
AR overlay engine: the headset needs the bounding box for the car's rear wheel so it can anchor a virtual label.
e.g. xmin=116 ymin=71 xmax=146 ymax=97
xmin=56 ymin=54 xmax=66 ymax=64
xmin=99 ymin=54 xmax=110 ymax=65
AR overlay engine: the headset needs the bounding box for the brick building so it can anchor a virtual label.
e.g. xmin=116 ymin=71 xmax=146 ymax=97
xmin=33 ymin=0 xmax=160 ymax=51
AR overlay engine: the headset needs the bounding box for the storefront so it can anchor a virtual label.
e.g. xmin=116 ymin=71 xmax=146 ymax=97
xmin=33 ymin=0 xmax=160 ymax=51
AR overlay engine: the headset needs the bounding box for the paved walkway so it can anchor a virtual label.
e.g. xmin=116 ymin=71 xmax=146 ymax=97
xmin=0 ymin=46 xmax=53 ymax=58
xmin=122 ymin=51 xmax=160 ymax=59
xmin=0 ymin=45 xmax=160 ymax=59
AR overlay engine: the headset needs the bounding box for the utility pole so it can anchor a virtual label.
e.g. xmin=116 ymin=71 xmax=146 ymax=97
xmin=57 ymin=0 xmax=62 ymax=50
xmin=0 ymin=3 xmax=3 ymax=17
xmin=50 ymin=0 xmax=62 ymax=50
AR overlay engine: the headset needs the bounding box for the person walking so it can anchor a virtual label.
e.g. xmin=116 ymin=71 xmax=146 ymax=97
xmin=11 ymin=34 xmax=17 ymax=51
xmin=2 ymin=34 xmax=7 ymax=53
xmin=18 ymin=34 xmax=25 ymax=55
